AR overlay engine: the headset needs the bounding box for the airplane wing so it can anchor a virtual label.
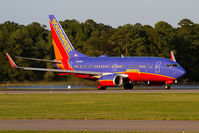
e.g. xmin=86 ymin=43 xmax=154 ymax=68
xmin=6 ymin=53 xmax=103 ymax=76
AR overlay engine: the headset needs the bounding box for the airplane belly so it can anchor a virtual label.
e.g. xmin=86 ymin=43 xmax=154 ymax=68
xmin=122 ymin=72 xmax=175 ymax=82
xmin=140 ymin=72 xmax=175 ymax=82
xmin=123 ymin=72 xmax=141 ymax=81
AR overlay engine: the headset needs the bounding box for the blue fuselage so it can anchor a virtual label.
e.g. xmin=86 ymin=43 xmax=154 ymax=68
xmin=68 ymin=57 xmax=185 ymax=81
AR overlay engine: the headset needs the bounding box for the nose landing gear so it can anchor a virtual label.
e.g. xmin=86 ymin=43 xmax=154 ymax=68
xmin=165 ymin=84 xmax=171 ymax=89
xmin=165 ymin=80 xmax=174 ymax=89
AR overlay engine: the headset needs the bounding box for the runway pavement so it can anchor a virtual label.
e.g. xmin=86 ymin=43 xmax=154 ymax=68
xmin=0 ymin=89 xmax=199 ymax=94
xmin=0 ymin=119 xmax=199 ymax=132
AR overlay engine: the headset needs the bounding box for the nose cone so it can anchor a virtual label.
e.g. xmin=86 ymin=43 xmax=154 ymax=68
xmin=176 ymin=67 xmax=186 ymax=78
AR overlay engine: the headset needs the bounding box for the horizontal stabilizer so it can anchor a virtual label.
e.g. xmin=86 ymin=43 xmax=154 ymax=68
xmin=15 ymin=56 xmax=62 ymax=63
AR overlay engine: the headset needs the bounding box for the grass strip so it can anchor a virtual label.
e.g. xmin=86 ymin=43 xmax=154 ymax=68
xmin=0 ymin=93 xmax=199 ymax=120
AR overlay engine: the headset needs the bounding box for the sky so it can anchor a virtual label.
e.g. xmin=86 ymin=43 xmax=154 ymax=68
xmin=0 ymin=0 xmax=198 ymax=28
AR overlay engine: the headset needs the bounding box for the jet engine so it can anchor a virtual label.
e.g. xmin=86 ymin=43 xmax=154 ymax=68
xmin=98 ymin=74 xmax=123 ymax=86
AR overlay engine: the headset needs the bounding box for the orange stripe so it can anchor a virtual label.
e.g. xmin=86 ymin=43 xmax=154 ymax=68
xmin=49 ymin=20 xmax=74 ymax=70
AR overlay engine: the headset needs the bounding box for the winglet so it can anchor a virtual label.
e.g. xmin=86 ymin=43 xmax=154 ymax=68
xmin=5 ymin=53 xmax=18 ymax=69
xmin=170 ymin=51 xmax=176 ymax=62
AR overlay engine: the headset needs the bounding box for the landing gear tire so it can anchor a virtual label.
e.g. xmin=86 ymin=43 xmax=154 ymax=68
xmin=97 ymin=84 xmax=107 ymax=90
xmin=165 ymin=85 xmax=170 ymax=89
xmin=123 ymin=83 xmax=133 ymax=90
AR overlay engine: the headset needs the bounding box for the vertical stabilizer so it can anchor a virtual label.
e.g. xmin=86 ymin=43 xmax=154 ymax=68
xmin=49 ymin=15 xmax=87 ymax=70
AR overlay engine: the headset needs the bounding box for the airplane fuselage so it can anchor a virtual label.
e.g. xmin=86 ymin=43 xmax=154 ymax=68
xmin=66 ymin=56 xmax=185 ymax=82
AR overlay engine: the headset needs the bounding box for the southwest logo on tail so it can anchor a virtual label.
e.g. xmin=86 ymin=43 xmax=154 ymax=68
xmin=6 ymin=15 xmax=186 ymax=89
xmin=49 ymin=15 xmax=87 ymax=70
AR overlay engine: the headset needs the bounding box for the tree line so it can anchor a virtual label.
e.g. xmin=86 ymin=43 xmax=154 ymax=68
xmin=0 ymin=18 xmax=198 ymax=82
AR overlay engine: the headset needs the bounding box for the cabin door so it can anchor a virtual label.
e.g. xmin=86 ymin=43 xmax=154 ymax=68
xmin=155 ymin=61 xmax=161 ymax=73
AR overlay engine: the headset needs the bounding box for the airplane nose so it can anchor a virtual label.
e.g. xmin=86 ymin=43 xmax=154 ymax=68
xmin=173 ymin=67 xmax=186 ymax=78
xmin=178 ymin=67 xmax=186 ymax=77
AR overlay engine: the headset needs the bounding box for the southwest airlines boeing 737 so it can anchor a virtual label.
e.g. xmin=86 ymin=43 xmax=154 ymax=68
xmin=6 ymin=15 xmax=186 ymax=89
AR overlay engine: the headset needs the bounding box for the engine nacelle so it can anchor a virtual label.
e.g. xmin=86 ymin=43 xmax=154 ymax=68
xmin=99 ymin=74 xmax=123 ymax=86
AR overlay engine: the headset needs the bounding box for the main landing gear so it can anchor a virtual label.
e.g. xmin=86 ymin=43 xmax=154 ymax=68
xmin=123 ymin=83 xmax=134 ymax=90
xmin=97 ymin=81 xmax=134 ymax=90
xmin=97 ymin=84 xmax=107 ymax=90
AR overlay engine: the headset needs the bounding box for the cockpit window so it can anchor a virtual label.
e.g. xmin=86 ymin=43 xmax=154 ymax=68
xmin=166 ymin=64 xmax=178 ymax=67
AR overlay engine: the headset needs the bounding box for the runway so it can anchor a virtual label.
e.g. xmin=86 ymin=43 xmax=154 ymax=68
xmin=0 ymin=89 xmax=199 ymax=94
xmin=0 ymin=119 xmax=199 ymax=132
